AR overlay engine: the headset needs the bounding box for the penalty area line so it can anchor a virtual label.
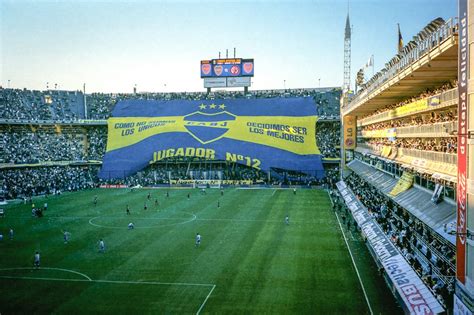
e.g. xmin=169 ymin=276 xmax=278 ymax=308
xmin=0 ymin=275 xmax=215 ymax=288
xmin=334 ymin=211 xmax=374 ymax=315
xmin=0 ymin=267 xmax=92 ymax=281
xmin=196 ymin=284 xmax=216 ymax=315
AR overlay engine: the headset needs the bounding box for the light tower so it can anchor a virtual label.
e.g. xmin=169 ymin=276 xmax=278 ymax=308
xmin=343 ymin=12 xmax=351 ymax=93
xmin=340 ymin=10 xmax=352 ymax=181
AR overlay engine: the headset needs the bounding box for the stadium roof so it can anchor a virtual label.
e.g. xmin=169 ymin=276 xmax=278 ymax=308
xmin=343 ymin=24 xmax=458 ymax=116
xmin=347 ymin=159 xmax=456 ymax=244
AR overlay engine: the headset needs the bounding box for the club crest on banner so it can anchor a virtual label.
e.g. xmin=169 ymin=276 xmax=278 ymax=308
xmin=184 ymin=111 xmax=236 ymax=144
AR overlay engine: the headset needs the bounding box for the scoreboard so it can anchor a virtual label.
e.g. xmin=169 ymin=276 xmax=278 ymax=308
xmin=201 ymin=58 xmax=254 ymax=78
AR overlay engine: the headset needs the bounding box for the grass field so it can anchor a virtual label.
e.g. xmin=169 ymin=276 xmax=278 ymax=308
xmin=0 ymin=188 xmax=401 ymax=314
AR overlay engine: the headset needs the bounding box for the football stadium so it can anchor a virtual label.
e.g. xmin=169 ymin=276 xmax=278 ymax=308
xmin=0 ymin=1 xmax=473 ymax=314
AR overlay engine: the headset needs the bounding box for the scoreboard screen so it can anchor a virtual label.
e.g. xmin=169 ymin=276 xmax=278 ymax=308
xmin=201 ymin=58 xmax=254 ymax=78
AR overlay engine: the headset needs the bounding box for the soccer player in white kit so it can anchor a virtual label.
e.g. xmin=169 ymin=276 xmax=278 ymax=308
xmin=195 ymin=233 xmax=201 ymax=248
xmin=128 ymin=222 xmax=134 ymax=230
xmin=99 ymin=239 xmax=105 ymax=252
xmin=63 ymin=230 xmax=70 ymax=244
xmin=34 ymin=251 xmax=40 ymax=268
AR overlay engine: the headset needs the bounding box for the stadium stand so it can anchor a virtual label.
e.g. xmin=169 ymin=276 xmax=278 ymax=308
xmin=316 ymin=122 xmax=341 ymax=158
xmin=344 ymin=171 xmax=455 ymax=307
xmin=0 ymin=87 xmax=341 ymax=200
xmin=0 ymin=89 xmax=85 ymax=121
xmin=2 ymin=166 xmax=99 ymax=200
xmin=339 ymin=16 xmax=460 ymax=312
xmin=1 ymin=87 xmax=341 ymax=121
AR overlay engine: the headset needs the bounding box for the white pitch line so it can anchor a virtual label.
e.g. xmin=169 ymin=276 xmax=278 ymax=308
xmin=93 ymin=279 xmax=214 ymax=287
xmin=196 ymin=218 xmax=281 ymax=223
xmin=4 ymin=215 xmax=321 ymax=224
xmin=196 ymin=284 xmax=216 ymax=315
xmin=335 ymin=212 xmax=374 ymax=315
xmin=0 ymin=267 xmax=92 ymax=281
xmin=0 ymin=275 xmax=92 ymax=283
xmin=349 ymin=230 xmax=356 ymax=241
xmin=0 ymin=274 xmax=215 ymax=287
xmin=271 ymin=189 xmax=277 ymax=196
xmin=88 ymin=213 xmax=197 ymax=229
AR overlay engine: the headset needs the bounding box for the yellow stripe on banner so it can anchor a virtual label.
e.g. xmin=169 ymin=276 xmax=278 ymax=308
xmin=106 ymin=117 xmax=186 ymax=151
xmin=106 ymin=115 xmax=319 ymax=155
xmin=227 ymin=116 xmax=319 ymax=155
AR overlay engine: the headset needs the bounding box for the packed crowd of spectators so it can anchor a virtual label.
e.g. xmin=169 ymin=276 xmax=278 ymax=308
xmin=1 ymin=87 xmax=341 ymax=121
xmin=354 ymin=152 xmax=457 ymax=198
xmin=100 ymin=160 xmax=337 ymax=187
xmin=1 ymin=126 xmax=85 ymax=163
xmin=0 ymin=126 xmax=107 ymax=164
xmin=89 ymin=88 xmax=341 ymax=119
xmin=104 ymin=162 xmax=271 ymax=186
xmin=344 ymin=172 xmax=455 ymax=308
xmin=2 ymin=158 xmax=336 ymax=199
xmin=363 ymin=137 xmax=457 ymax=154
xmin=86 ymin=93 xmax=116 ymax=120
xmin=316 ymin=122 xmax=340 ymax=158
xmin=359 ymin=81 xmax=457 ymax=121
xmin=0 ymin=88 xmax=84 ymax=121
xmin=86 ymin=127 xmax=107 ymax=160
xmin=1 ymin=86 xmax=340 ymax=199
xmin=313 ymin=90 xmax=340 ymax=117
xmin=361 ymin=108 xmax=457 ymax=131
xmin=269 ymin=167 xmax=336 ymax=186
xmin=1 ymin=166 xmax=99 ymax=199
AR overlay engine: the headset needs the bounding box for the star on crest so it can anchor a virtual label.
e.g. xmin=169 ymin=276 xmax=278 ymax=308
xmin=219 ymin=104 xmax=226 ymax=109
xmin=199 ymin=104 xmax=206 ymax=110
xmin=209 ymin=103 xmax=217 ymax=109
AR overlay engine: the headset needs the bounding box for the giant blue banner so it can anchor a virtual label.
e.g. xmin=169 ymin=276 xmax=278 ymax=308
xmin=99 ymin=97 xmax=323 ymax=179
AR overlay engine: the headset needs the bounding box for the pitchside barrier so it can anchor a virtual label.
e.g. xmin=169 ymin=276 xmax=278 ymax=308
xmin=98 ymin=166 xmax=327 ymax=188
xmin=336 ymin=181 xmax=445 ymax=314
xmin=99 ymin=181 xmax=322 ymax=189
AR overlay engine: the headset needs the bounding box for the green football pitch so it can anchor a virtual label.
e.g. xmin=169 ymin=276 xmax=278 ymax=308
xmin=0 ymin=188 xmax=402 ymax=314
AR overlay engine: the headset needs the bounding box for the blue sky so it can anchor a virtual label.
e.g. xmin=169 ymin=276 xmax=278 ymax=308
xmin=0 ymin=0 xmax=457 ymax=93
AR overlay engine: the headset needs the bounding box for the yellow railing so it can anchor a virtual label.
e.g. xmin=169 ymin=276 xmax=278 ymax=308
xmin=358 ymin=87 xmax=458 ymax=127
xmin=356 ymin=143 xmax=457 ymax=165
xmin=395 ymin=121 xmax=457 ymax=137
xmin=399 ymin=148 xmax=457 ymax=165
xmin=360 ymin=121 xmax=457 ymax=138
